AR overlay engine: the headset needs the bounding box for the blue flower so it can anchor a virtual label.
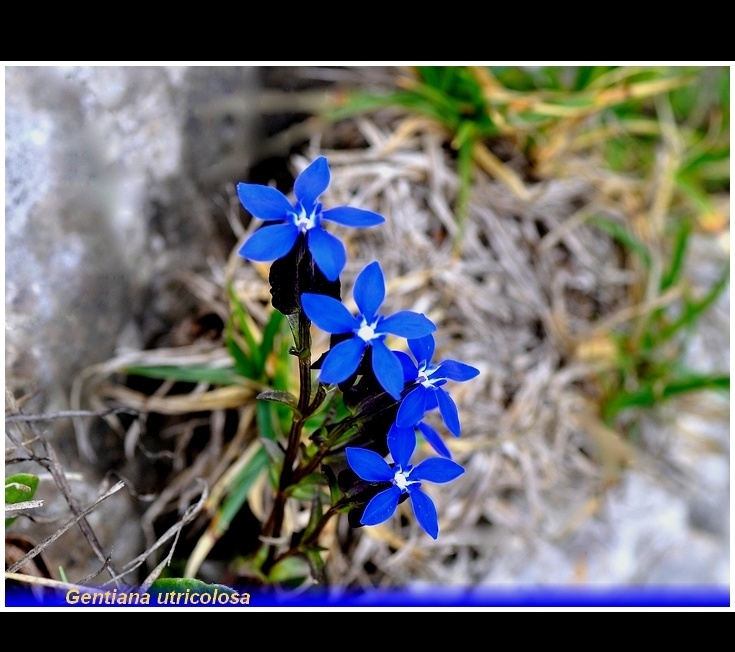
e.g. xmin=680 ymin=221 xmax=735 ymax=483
xmin=301 ymin=261 xmax=436 ymax=400
xmin=399 ymin=421 xmax=454 ymax=459
xmin=395 ymin=334 xmax=479 ymax=436
xmin=346 ymin=424 xmax=464 ymax=539
xmin=237 ymin=156 xmax=385 ymax=281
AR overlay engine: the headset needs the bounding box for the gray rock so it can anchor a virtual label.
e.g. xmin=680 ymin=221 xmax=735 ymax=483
xmin=6 ymin=65 xmax=263 ymax=413
xmin=5 ymin=65 xmax=264 ymax=579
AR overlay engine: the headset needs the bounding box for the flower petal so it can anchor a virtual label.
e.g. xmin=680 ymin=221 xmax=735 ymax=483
xmin=408 ymin=335 xmax=435 ymax=366
xmin=300 ymin=293 xmax=358 ymax=333
xmin=238 ymin=223 xmax=299 ymax=261
xmin=436 ymin=387 xmax=461 ymax=437
xmin=436 ymin=359 xmax=480 ymax=382
xmin=417 ymin=422 xmax=452 ymax=459
xmin=371 ymin=339 xmax=405 ymax=400
xmin=353 ymin=261 xmax=385 ymax=320
xmin=322 ymin=206 xmax=385 ymax=228
xmin=395 ymin=385 xmax=427 ymax=428
xmin=407 ymin=486 xmax=439 ymax=539
xmin=308 ymin=227 xmax=346 ymax=282
xmin=411 ymin=457 xmax=464 ymax=483
xmin=424 ymin=390 xmax=439 ymax=411
xmin=361 ymin=486 xmax=401 ymax=526
xmin=237 ymin=183 xmax=293 ymax=221
xmin=294 ymin=157 xmax=330 ymax=207
xmin=345 ymin=447 xmax=393 ymax=482
xmin=386 ymin=423 xmax=416 ymax=469
xmin=318 ymin=337 xmax=366 ymax=385
xmin=378 ymin=311 xmax=437 ymax=339
xmin=393 ymin=351 xmax=419 ymax=382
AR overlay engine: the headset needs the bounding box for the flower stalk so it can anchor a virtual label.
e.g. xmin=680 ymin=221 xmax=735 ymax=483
xmin=234 ymin=156 xmax=479 ymax=583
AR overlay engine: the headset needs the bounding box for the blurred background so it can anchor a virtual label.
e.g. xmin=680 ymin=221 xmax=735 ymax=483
xmin=5 ymin=65 xmax=729 ymax=593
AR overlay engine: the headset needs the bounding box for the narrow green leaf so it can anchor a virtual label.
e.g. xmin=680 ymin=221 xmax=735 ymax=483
xmin=302 ymin=493 xmax=324 ymax=541
xmin=660 ymin=220 xmax=692 ymax=291
xmin=659 ymin=266 xmax=729 ymax=341
xmin=260 ymin=437 xmax=285 ymax=467
xmin=590 ymin=215 xmax=652 ymax=268
xmin=228 ymin=283 xmax=264 ymax=375
xmin=454 ymin=133 xmax=475 ymax=249
xmin=603 ymin=373 xmax=729 ymax=421
xmin=256 ymin=397 xmax=280 ymax=442
xmin=304 ymin=547 xmax=327 ymax=585
xmin=226 ymin=318 xmax=258 ymax=378
xmin=124 ymin=365 xmax=245 ymax=386
xmin=260 ymin=309 xmax=286 ymax=369
xmin=217 ymin=446 xmax=269 ymax=530
xmin=322 ymin=464 xmax=342 ymax=506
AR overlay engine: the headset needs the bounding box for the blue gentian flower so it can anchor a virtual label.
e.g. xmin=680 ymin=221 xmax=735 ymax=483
xmin=395 ymin=334 xmax=480 ymax=436
xmin=301 ymin=262 xmax=436 ymax=400
xmin=346 ymin=424 xmax=464 ymax=539
xmin=393 ymin=421 xmax=453 ymax=459
xmin=237 ymin=156 xmax=385 ymax=281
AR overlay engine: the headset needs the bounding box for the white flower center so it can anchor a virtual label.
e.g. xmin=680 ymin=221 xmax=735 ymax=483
xmin=393 ymin=468 xmax=414 ymax=492
xmin=293 ymin=206 xmax=316 ymax=232
xmin=417 ymin=362 xmax=439 ymax=388
xmin=356 ymin=318 xmax=380 ymax=343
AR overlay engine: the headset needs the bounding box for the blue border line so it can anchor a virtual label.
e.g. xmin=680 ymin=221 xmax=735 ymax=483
xmin=5 ymin=585 xmax=730 ymax=608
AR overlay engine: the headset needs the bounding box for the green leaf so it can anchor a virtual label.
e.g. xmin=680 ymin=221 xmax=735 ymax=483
xmin=228 ymin=283 xmax=264 ymax=375
xmin=226 ymin=320 xmax=258 ymax=379
xmin=590 ymin=215 xmax=652 ymax=269
xmin=5 ymin=473 xmax=40 ymax=528
xmin=267 ymin=556 xmax=311 ymax=584
xmin=256 ymin=397 xmax=280 ymax=442
xmin=603 ymin=373 xmax=729 ymax=422
xmin=287 ymin=473 xmax=326 ymax=501
xmin=260 ymin=309 xmax=286 ymax=370
xmin=302 ymin=493 xmax=324 ymax=541
xmin=304 ymin=547 xmax=327 ymax=585
xmin=124 ymin=365 xmax=245 ymax=386
xmin=148 ymin=577 xmax=236 ymax=596
xmin=257 ymin=390 xmax=300 ymax=416
xmin=217 ymin=446 xmax=269 ymax=530
xmin=321 ymin=463 xmax=342 ymax=507
xmin=260 ymin=437 xmax=285 ymax=467
xmin=658 ymin=265 xmax=729 ymax=342
xmin=660 ymin=220 xmax=692 ymax=291
xmin=5 ymin=473 xmax=39 ymax=504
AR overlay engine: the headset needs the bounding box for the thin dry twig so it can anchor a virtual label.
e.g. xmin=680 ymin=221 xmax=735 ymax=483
xmin=5 ymin=389 xmax=123 ymax=583
xmin=103 ymin=479 xmax=208 ymax=590
xmin=6 ymin=481 xmax=125 ymax=575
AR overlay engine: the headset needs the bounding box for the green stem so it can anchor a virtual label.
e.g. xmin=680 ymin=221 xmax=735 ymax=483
xmin=261 ymin=246 xmax=316 ymax=575
xmin=292 ymin=395 xmax=399 ymax=485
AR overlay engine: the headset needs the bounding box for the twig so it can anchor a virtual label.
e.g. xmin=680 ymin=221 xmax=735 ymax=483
xmin=5 ymin=499 xmax=45 ymax=512
xmin=6 ymin=481 xmax=125 ymax=574
xmin=105 ymin=479 xmax=208 ymax=588
xmin=5 ymin=407 xmax=136 ymax=424
xmin=5 ymin=389 xmax=122 ymax=583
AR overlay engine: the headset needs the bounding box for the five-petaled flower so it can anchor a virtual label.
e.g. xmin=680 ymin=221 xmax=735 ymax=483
xmin=346 ymin=424 xmax=465 ymax=539
xmin=395 ymin=334 xmax=480 ymax=436
xmin=301 ymin=261 xmax=436 ymax=400
xmin=237 ymin=156 xmax=385 ymax=281
xmin=392 ymin=421 xmax=454 ymax=459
